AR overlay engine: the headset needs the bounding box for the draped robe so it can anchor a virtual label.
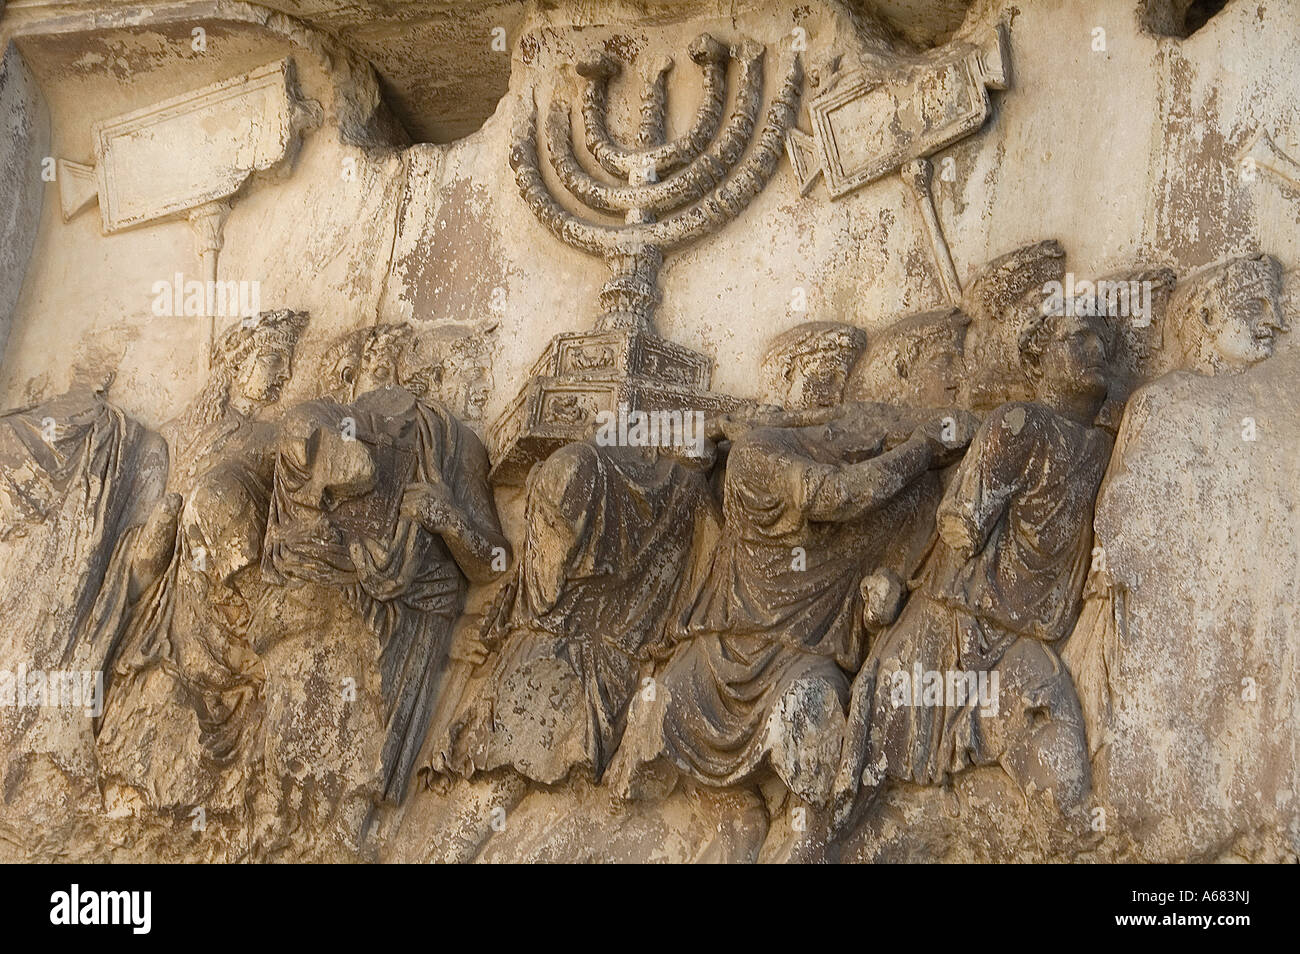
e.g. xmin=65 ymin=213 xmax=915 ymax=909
xmin=442 ymin=442 xmax=716 ymax=784
xmin=613 ymin=417 xmax=941 ymax=801
xmin=257 ymin=387 xmax=501 ymax=813
xmin=0 ymin=389 xmax=165 ymax=803
xmin=854 ymin=401 xmax=1108 ymax=793
xmin=96 ymin=410 xmax=273 ymax=815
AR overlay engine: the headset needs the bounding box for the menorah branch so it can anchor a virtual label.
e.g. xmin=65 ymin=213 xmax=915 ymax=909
xmin=547 ymin=44 xmax=766 ymax=217
xmin=580 ymin=33 xmax=730 ymax=180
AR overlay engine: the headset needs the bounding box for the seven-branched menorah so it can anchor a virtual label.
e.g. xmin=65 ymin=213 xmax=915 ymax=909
xmin=511 ymin=34 xmax=803 ymax=332
xmin=490 ymin=35 xmax=802 ymax=483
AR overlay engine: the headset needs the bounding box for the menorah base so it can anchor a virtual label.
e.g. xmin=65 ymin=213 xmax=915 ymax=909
xmin=487 ymin=327 xmax=740 ymax=484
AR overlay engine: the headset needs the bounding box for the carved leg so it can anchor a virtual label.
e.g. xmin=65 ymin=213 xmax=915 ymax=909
xmin=831 ymin=660 xmax=879 ymax=832
xmin=990 ymin=639 xmax=1091 ymax=812
xmin=764 ymin=672 xmax=847 ymax=807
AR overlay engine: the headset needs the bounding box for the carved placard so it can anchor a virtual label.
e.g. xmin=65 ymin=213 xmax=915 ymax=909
xmin=91 ymin=60 xmax=300 ymax=232
xmin=812 ymin=55 xmax=990 ymax=198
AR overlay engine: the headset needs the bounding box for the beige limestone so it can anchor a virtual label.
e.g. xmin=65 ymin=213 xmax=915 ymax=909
xmin=0 ymin=0 xmax=1298 ymax=863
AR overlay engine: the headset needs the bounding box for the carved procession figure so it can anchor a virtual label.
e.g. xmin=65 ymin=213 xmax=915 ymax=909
xmin=435 ymin=438 xmax=717 ymax=786
xmin=1064 ymin=253 xmax=1289 ymax=750
xmin=96 ymin=311 xmax=308 ymax=831
xmin=251 ymin=382 xmax=507 ymax=856
xmin=610 ymin=323 xmax=975 ymax=806
xmin=0 ymin=382 xmax=167 ymax=813
xmin=833 ymin=296 xmax=1116 ymax=828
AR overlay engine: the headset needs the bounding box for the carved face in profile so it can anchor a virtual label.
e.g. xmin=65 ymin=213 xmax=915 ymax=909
xmin=783 ymin=350 xmax=848 ymax=409
xmin=237 ymin=342 xmax=293 ymax=407
xmin=1212 ymin=295 xmax=1284 ymax=365
xmin=844 ymin=310 xmax=966 ymax=407
xmin=1172 ymin=256 xmax=1287 ymax=372
xmin=1203 ymin=264 xmax=1286 ymax=368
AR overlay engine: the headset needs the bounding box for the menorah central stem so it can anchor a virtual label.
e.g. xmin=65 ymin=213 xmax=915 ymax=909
xmin=597 ymin=246 xmax=663 ymax=331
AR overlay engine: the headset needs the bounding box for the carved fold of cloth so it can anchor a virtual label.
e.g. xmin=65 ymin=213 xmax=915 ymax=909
xmin=0 ymin=389 xmax=165 ymax=800
xmin=259 ymin=387 xmax=502 ymax=807
xmin=96 ymin=410 xmax=274 ymax=815
xmin=439 ymin=442 xmax=717 ymax=785
xmin=849 ymin=402 xmax=1109 ymax=801
xmin=611 ymin=413 xmax=941 ymax=803
xmin=1061 ymin=397 xmax=1147 ymax=756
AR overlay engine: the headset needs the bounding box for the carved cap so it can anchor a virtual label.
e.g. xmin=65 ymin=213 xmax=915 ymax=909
xmin=763 ymin=320 xmax=868 ymax=368
xmin=688 ymin=33 xmax=729 ymax=65
xmin=962 ymin=239 xmax=1067 ymax=324
xmin=1168 ymin=253 xmax=1283 ymax=329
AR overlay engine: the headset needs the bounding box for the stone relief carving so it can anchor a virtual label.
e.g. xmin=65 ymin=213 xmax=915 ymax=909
xmin=491 ymin=33 xmax=797 ymax=481
xmin=322 ymin=322 xmax=496 ymax=424
xmin=1166 ymin=254 xmax=1287 ymax=375
xmin=834 ymin=308 xmax=1111 ymax=828
xmin=2 ymin=0 xmax=1299 ymax=867
xmin=57 ymin=60 xmax=321 ymax=369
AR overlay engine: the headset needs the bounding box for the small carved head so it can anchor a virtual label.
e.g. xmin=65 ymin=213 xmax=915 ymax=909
xmin=844 ymin=308 xmax=967 ymax=406
xmin=1017 ymin=311 xmax=1109 ymax=407
xmin=1169 ymin=254 xmax=1286 ymax=373
xmin=440 ymin=336 xmax=493 ymax=421
xmin=212 ymin=310 xmax=309 ymax=412
xmin=762 ymin=321 xmax=868 ymax=410
xmin=356 ymin=324 xmax=412 ymax=395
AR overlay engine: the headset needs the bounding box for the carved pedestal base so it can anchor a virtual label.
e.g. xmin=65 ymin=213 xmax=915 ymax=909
xmin=487 ymin=328 xmax=739 ymax=484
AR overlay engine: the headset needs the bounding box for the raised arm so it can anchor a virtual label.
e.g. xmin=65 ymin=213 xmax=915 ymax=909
xmin=401 ymin=480 xmax=511 ymax=585
xmin=800 ymin=409 xmax=977 ymax=523
xmin=800 ymin=435 xmax=936 ymax=523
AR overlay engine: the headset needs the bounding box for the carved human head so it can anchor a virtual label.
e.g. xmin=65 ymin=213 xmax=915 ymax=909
xmin=958 ymin=240 xmax=1069 ymax=409
xmin=843 ymin=308 xmax=967 ymax=407
xmin=762 ymin=321 xmax=868 ymax=410
xmin=963 ymin=239 xmax=1068 ymax=331
xmin=439 ymin=336 xmax=493 ymax=421
xmin=1168 ymin=254 xmax=1286 ymax=373
xmin=1017 ymin=310 xmax=1109 ymax=409
xmin=212 ymin=309 xmax=309 ymax=412
xmin=355 ymin=324 xmax=412 ymax=395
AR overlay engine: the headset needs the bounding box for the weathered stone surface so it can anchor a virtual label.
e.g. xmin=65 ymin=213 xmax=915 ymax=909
xmin=0 ymin=0 xmax=1298 ymax=864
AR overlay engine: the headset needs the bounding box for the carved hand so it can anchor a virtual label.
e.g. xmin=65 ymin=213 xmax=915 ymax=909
xmin=706 ymin=404 xmax=816 ymax=442
xmin=915 ymin=409 xmax=979 ymax=467
xmin=347 ymin=537 xmax=407 ymax=602
xmin=449 ymin=632 xmax=490 ymax=667
xmin=860 ymin=568 xmax=905 ymax=630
